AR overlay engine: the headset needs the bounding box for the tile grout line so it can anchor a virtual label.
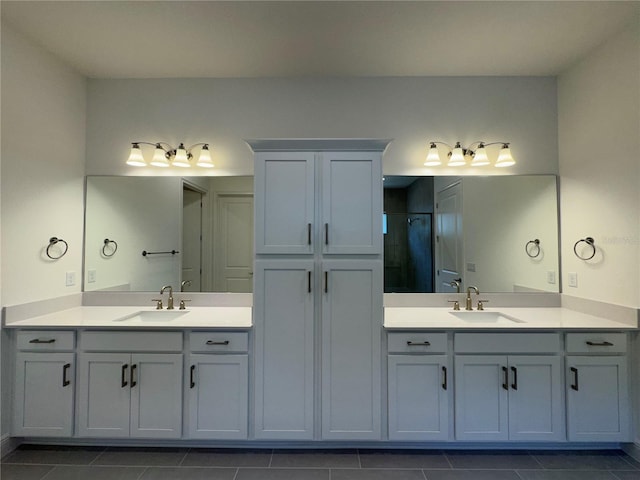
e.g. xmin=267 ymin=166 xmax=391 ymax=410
xmin=38 ymin=465 xmax=56 ymax=480
xmin=178 ymin=447 xmax=191 ymax=466
xmin=528 ymin=451 xmax=546 ymax=470
xmin=232 ymin=466 xmax=240 ymax=480
xmin=443 ymin=452 xmax=453 ymax=469
xmin=357 ymin=449 xmax=362 ymax=468
xmin=135 ymin=466 xmax=149 ymax=480
xmin=421 ymin=468 xmax=429 ymax=480
xmin=88 ymin=446 xmax=108 ymax=466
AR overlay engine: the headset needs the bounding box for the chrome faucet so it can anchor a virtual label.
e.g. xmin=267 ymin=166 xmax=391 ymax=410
xmin=465 ymin=286 xmax=479 ymax=310
xmin=180 ymin=280 xmax=192 ymax=292
xmin=160 ymin=285 xmax=174 ymax=310
xmin=450 ymin=280 xmax=461 ymax=293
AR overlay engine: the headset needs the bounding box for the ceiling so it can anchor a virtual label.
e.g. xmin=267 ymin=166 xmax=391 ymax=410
xmin=2 ymin=1 xmax=638 ymax=78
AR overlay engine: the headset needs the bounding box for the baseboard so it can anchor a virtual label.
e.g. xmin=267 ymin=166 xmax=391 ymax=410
xmin=622 ymin=442 xmax=640 ymax=462
xmin=1 ymin=435 xmax=21 ymax=458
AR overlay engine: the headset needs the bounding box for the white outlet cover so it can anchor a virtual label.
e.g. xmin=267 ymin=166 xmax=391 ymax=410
xmin=568 ymin=272 xmax=578 ymax=288
xmin=547 ymin=271 xmax=556 ymax=284
xmin=65 ymin=271 xmax=76 ymax=286
xmin=87 ymin=269 xmax=97 ymax=283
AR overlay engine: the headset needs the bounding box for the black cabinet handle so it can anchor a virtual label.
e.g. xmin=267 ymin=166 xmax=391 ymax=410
xmin=121 ymin=364 xmax=128 ymax=388
xmin=586 ymin=341 xmax=613 ymax=346
xmin=324 ymin=223 xmax=329 ymax=245
xmin=206 ymin=340 xmax=230 ymax=346
xmin=307 ymin=223 xmax=312 ymax=245
xmin=130 ymin=364 xmax=137 ymax=388
xmin=406 ymin=341 xmax=431 ymax=346
xmin=308 ymin=271 xmax=312 ymax=293
xmin=29 ymin=338 xmax=55 ymax=344
xmin=190 ymin=365 xmax=196 ymax=389
xmin=442 ymin=366 xmax=447 ymax=390
xmin=570 ymin=367 xmax=579 ymax=391
xmin=511 ymin=366 xmax=518 ymax=390
xmin=62 ymin=363 xmax=71 ymax=387
xmin=502 ymin=366 xmax=508 ymax=390
xmin=324 ymin=271 xmax=328 ymax=293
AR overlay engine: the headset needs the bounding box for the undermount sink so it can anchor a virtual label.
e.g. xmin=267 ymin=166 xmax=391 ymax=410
xmin=113 ymin=310 xmax=188 ymax=322
xmin=450 ymin=311 xmax=525 ymax=324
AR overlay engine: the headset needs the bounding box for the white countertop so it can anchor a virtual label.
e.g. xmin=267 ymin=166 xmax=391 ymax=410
xmin=4 ymin=306 xmax=252 ymax=329
xmin=384 ymin=307 xmax=637 ymax=330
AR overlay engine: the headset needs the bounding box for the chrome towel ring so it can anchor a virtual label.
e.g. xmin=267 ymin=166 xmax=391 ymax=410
xmin=102 ymin=238 xmax=118 ymax=257
xmin=46 ymin=237 xmax=68 ymax=260
xmin=574 ymin=237 xmax=596 ymax=260
xmin=525 ymin=239 xmax=540 ymax=258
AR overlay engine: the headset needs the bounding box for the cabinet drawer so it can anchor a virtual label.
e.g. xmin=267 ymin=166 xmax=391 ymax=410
xmin=388 ymin=332 xmax=447 ymax=353
xmin=566 ymin=333 xmax=627 ymax=353
xmin=16 ymin=330 xmax=75 ymax=351
xmin=80 ymin=331 xmax=183 ymax=352
xmin=189 ymin=332 xmax=249 ymax=353
xmin=455 ymin=333 xmax=560 ymax=353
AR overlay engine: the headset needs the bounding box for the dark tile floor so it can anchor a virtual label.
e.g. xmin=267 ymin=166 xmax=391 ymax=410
xmin=2 ymin=446 xmax=640 ymax=480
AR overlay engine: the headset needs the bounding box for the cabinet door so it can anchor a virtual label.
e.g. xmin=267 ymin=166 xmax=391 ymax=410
xmin=508 ymin=355 xmax=564 ymax=441
xmin=255 ymin=152 xmax=315 ymax=254
xmin=77 ymin=353 xmax=131 ymax=438
xmin=254 ymin=260 xmax=315 ymax=439
xmin=321 ymin=152 xmax=382 ymax=255
xmin=188 ymin=354 xmax=248 ymax=439
xmin=13 ymin=352 xmax=74 ymax=437
xmin=321 ymin=260 xmax=382 ymax=440
xmin=454 ymin=355 xmax=509 ymax=441
xmin=130 ymin=353 xmax=183 ymax=439
xmin=567 ymin=356 xmax=630 ymax=441
xmin=388 ymin=354 xmax=449 ymax=441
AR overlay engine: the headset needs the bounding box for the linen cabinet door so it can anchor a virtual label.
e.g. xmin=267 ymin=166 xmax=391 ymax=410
xmin=508 ymin=355 xmax=564 ymax=441
xmin=254 ymin=152 xmax=315 ymax=254
xmin=129 ymin=353 xmax=183 ymax=439
xmin=254 ymin=260 xmax=315 ymax=439
xmin=454 ymin=355 xmax=509 ymax=441
xmin=77 ymin=353 xmax=131 ymax=438
xmin=13 ymin=352 xmax=75 ymax=437
xmin=388 ymin=354 xmax=449 ymax=441
xmin=321 ymin=152 xmax=382 ymax=255
xmin=566 ymin=356 xmax=630 ymax=441
xmin=188 ymin=354 xmax=248 ymax=439
xmin=321 ymin=260 xmax=382 ymax=440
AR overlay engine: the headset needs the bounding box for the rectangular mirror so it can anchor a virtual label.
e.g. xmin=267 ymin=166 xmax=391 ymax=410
xmin=383 ymin=175 xmax=559 ymax=294
xmin=84 ymin=175 xmax=253 ymax=293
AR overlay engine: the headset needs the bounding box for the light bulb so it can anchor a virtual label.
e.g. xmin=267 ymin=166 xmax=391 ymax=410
xmin=172 ymin=143 xmax=191 ymax=167
xmin=495 ymin=144 xmax=515 ymax=167
xmin=448 ymin=142 xmax=466 ymax=167
xmin=424 ymin=143 xmax=442 ymax=166
xmin=126 ymin=144 xmax=146 ymax=167
xmin=470 ymin=144 xmax=490 ymax=166
xmin=150 ymin=144 xmax=170 ymax=167
xmin=196 ymin=144 xmax=214 ymax=168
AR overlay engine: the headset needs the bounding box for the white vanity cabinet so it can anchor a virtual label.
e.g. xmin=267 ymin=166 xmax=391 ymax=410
xmin=387 ymin=332 xmax=450 ymax=441
xmin=254 ymin=151 xmax=382 ymax=255
xmin=566 ymin=333 xmax=630 ymax=442
xmin=13 ymin=331 xmax=75 ymax=437
xmin=454 ymin=333 xmax=564 ymax=442
xmin=187 ymin=332 xmax=249 ymax=440
xmin=77 ymin=331 xmax=183 ymax=439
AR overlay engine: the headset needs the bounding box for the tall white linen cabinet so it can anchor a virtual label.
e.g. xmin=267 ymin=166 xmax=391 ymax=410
xmin=250 ymin=139 xmax=388 ymax=441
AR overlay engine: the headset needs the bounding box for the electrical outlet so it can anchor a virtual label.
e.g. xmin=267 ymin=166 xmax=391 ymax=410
xmin=568 ymin=272 xmax=578 ymax=288
xmin=547 ymin=271 xmax=556 ymax=284
xmin=65 ymin=271 xmax=76 ymax=287
xmin=87 ymin=269 xmax=97 ymax=283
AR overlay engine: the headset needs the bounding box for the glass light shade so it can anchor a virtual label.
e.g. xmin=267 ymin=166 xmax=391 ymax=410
xmin=126 ymin=144 xmax=146 ymax=167
xmin=150 ymin=146 xmax=170 ymax=167
xmin=172 ymin=144 xmax=191 ymax=167
xmin=495 ymin=145 xmax=516 ymax=167
xmin=424 ymin=144 xmax=442 ymax=166
xmin=470 ymin=145 xmax=490 ymax=166
xmin=196 ymin=145 xmax=214 ymax=168
xmin=448 ymin=145 xmax=466 ymax=167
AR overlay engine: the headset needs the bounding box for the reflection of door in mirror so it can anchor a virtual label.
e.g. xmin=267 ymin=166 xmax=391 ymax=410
xmin=435 ymin=180 xmax=463 ymax=293
xmin=182 ymin=185 xmax=204 ymax=292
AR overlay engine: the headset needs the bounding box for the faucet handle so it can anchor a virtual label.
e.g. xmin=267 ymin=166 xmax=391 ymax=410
xmin=477 ymin=300 xmax=489 ymax=311
xmin=447 ymin=300 xmax=460 ymax=311
xmin=151 ymin=299 xmax=163 ymax=310
xmin=179 ymin=299 xmax=191 ymax=310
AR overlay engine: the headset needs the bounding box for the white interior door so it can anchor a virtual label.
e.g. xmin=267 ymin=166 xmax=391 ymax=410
xmin=182 ymin=187 xmax=203 ymax=292
xmin=435 ymin=181 xmax=463 ymax=292
xmin=214 ymin=193 xmax=254 ymax=292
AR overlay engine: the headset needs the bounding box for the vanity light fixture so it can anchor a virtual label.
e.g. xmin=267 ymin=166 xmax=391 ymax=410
xmin=424 ymin=141 xmax=515 ymax=168
xmin=126 ymin=142 xmax=214 ymax=168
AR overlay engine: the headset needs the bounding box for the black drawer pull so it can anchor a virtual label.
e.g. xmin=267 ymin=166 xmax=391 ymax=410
xmin=190 ymin=365 xmax=196 ymax=389
xmin=29 ymin=338 xmax=55 ymax=344
xmin=406 ymin=341 xmax=431 ymax=346
xmin=502 ymin=366 xmax=508 ymax=390
xmin=62 ymin=363 xmax=71 ymax=387
xmin=130 ymin=364 xmax=137 ymax=388
xmin=121 ymin=364 xmax=128 ymax=388
xmin=586 ymin=341 xmax=613 ymax=346
xmin=570 ymin=367 xmax=579 ymax=391
xmin=511 ymin=366 xmax=518 ymax=390
xmin=307 ymin=223 xmax=312 ymax=245
xmin=324 ymin=223 xmax=329 ymax=245
xmin=308 ymin=271 xmax=312 ymax=293
xmin=442 ymin=366 xmax=447 ymax=390
xmin=206 ymin=340 xmax=230 ymax=346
